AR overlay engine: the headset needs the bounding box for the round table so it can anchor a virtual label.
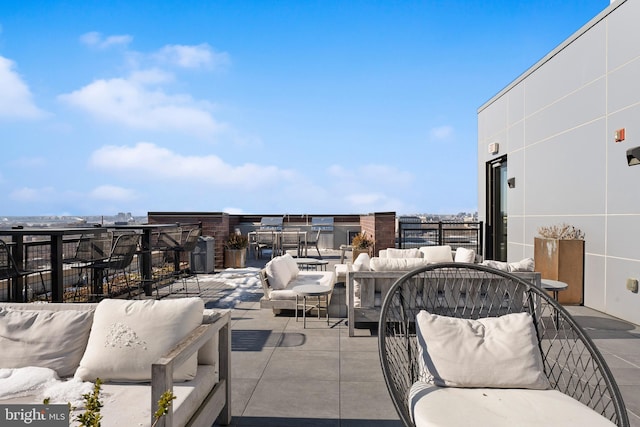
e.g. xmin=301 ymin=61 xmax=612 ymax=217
xmin=541 ymin=279 xmax=568 ymax=327
xmin=293 ymin=284 xmax=332 ymax=328
xmin=294 ymin=257 xmax=329 ymax=271
xmin=541 ymin=279 xmax=568 ymax=301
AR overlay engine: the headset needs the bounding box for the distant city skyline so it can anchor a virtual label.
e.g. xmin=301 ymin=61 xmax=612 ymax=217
xmin=0 ymin=1 xmax=609 ymax=216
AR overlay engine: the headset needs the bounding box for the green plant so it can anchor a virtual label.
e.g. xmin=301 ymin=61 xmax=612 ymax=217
xmin=537 ymin=223 xmax=584 ymax=240
xmin=225 ymin=233 xmax=249 ymax=249
xmin=152 ymin=391 xmax=177 ymax=427
xmin=51 ymin=378 xmax=175 ymax=427
xmin=75 ymin=378 xmax=103 ymax=427
xmin=352 ymin=231 xmax=373 ymax=249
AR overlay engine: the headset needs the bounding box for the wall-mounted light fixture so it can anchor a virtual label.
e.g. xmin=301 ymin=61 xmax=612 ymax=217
xmin=507 ymin=177 xmax=516 ymax=188
xmin=627 ymin=146 xmax=640 ymax=166
xmin=488 ymin=142 xmax=499 ymax=155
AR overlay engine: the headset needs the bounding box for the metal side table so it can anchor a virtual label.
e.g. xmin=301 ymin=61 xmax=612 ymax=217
xmin=293 ymin=284 xmax=332 ymax=328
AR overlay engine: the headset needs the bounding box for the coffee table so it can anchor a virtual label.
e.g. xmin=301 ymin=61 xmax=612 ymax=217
xmin=294 ymin=257 xmax=329 ymax=271
xmin=293 ymin=284 xmax=332 ymax=328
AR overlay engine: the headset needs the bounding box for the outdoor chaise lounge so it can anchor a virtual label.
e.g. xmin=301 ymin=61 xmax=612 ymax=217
xmin=378 ymin=263 xmax=628 ymax=427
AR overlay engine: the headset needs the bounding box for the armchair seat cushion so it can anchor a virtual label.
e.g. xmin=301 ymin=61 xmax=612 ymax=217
xmin=409 ymin=382 xmax=616 ymax=427
xmin=268 ymin=271 xmax=336 ymax=301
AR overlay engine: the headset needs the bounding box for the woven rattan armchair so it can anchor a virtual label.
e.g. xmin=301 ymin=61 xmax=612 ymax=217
xmin=378 ymin=263 xmax=629 ymax=427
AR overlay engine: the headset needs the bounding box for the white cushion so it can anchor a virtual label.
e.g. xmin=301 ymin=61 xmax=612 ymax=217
xmin=509 ymin=257 xmax=535 ymax=272
xmin=352 ymin=253 xmax=371 ymax=271
xmin=409 ymin=382 xmax=616 ymax=427
xmin=415 ymin=311 xmax=549 ymax=389
xmin=454 ymin=247 xmax=476 ymax=263
xmin=75 ymin=298 xmax=204 ymax=383
xmin=482 ymin=260 xmax=510 ymax=271
xmin=419 ymin=246 xmax=453 ymax=263
xmin=370 ymin=257 xmax=430 ymax=271
xmin=268 ymin=271 xmax=336 ymax=300
xmin=0 ymin=308 xmax=94 ymax=378
xmin=385 ymin=248 xmax=422 ymax=258
xmin=265 ymin=256 xmax=292 ymax=290
xmin=280 ymin=253 xmax=300 ymax=279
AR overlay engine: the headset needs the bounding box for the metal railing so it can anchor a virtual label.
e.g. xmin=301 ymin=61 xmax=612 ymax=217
xmin=399 ymin=221 xmax=483 ymax=255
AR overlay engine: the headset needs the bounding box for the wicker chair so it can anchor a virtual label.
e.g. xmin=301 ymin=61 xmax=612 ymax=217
xmin=378 ymin=263 xmax=629 ymax=427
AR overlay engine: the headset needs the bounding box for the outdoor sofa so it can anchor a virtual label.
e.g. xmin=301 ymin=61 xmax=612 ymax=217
xmin=0 ymin=297 xmax=231 ymax=427
xmin=343 ymin=246 xmax=537 ymax=336
xmin=259 ymin=253 xmax=336 ymax=314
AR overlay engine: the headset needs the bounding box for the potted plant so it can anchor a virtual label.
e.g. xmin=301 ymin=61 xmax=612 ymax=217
xmin=534 ymin=223 xmax=585 ymax=305
xmin=351 ymin=231 xmax=374 ymax=262
xmin=224 ymin=233 xmax=249 ymax=268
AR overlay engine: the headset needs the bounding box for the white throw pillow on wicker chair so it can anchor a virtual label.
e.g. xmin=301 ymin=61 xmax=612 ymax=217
xmin=415 ymin=310 xmax=550 ymax=389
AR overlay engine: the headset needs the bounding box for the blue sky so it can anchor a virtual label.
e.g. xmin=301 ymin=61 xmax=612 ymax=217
xmin=0 ymin=0 xmax=609 ymax=217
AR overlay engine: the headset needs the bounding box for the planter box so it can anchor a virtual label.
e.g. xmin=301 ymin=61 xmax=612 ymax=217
xmin=534 ymin=237 xmax=584 ymax=305
xmin=224 ymin=248 xmax=247 ymax=268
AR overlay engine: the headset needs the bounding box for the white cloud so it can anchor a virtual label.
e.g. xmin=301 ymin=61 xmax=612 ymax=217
xmin=10 ymin=187 xmax=55 ymax=202
xmin=88 ymin=185 xmax=137 ymax=201
xmin=325 ymin=163 xmax=414 ymax=213
xmin=154 ymin=44 xmax=229 ymax=69
xmin=0 ymin=56 xmax=47 ymax=119
xmin=430 ymin=125 xmax=454 ymax=141
xmin=59 ymin=76 xmax=222 ymax=137
xmin=88 ymin=142 xmax=296 ymax=190
xmin=80 ymin=31 xmax=132 ymax=49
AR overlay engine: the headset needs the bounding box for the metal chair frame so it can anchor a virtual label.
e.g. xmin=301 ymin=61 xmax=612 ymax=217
xmin=0 ymin=239 xmax=48 ymax=302
xmin=378 ymin=263 xmax=629 ymax=427
xmin=81 ymin=233 xmax=141 ymax=300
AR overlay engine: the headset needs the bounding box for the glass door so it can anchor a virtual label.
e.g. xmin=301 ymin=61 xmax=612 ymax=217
xmin=486 ymin=156 xmax=507 ymax=261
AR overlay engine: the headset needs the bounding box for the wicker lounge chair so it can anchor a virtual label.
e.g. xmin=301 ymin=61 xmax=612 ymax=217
xmin=378 ymin=263 xmax=629 ymax=427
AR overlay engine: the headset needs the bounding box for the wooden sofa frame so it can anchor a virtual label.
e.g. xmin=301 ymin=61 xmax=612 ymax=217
xmin=154 ymin=310 xmax=232 ymax=427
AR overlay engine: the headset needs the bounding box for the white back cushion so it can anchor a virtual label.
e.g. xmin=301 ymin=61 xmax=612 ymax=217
xmin=385 ymin=248 xmax=422 ymax=258
xmin=280 ymin=253 xmax=300 ymax=278
xmin=419 ymin=245 xmax=453 ymax=263
xmin=75 ymin=298 xmax=204 ymax=382
xmin=509 ymin=257 xmax=535 ymax=272
xmin=415 ymin=311 xmax=549 ymax=389
xmin=0 ymin=307 xmax=94 ymax=377
xmin=352 ymin=252 xmax=371 ymax=271
xmin=265 ymin=256 xmax=292 ymax=290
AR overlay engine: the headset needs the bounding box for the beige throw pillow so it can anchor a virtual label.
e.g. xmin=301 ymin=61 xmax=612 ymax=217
xmin=75 ymin=298 xmax=204 ymax=383
xmin=415 ymin=310 xmax=550 ymax=389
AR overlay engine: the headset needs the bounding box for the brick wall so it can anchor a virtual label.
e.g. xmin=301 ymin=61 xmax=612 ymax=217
xmin=359 ymin=212 xmax=395 ymax=256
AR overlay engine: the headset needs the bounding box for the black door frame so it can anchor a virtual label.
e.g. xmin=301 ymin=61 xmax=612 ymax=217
xmin=485 ymin=155 xmax=507 ymax=261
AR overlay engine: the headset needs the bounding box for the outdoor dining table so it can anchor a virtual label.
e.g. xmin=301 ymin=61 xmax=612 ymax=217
xmin=248 ymin=230 xmax=308 ymax=258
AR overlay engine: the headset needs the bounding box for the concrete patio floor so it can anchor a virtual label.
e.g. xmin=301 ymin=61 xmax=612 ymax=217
xmin=189 ymin=249 xmax=640 ymax=427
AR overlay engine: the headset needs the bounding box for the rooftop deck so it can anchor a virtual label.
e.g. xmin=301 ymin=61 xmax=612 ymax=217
xmin=176 ymin=249 xmax=640 ymax=427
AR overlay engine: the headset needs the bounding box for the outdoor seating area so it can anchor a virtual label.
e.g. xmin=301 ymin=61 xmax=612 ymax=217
xmin=1 ymin=232 xmax=639 ymax=426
